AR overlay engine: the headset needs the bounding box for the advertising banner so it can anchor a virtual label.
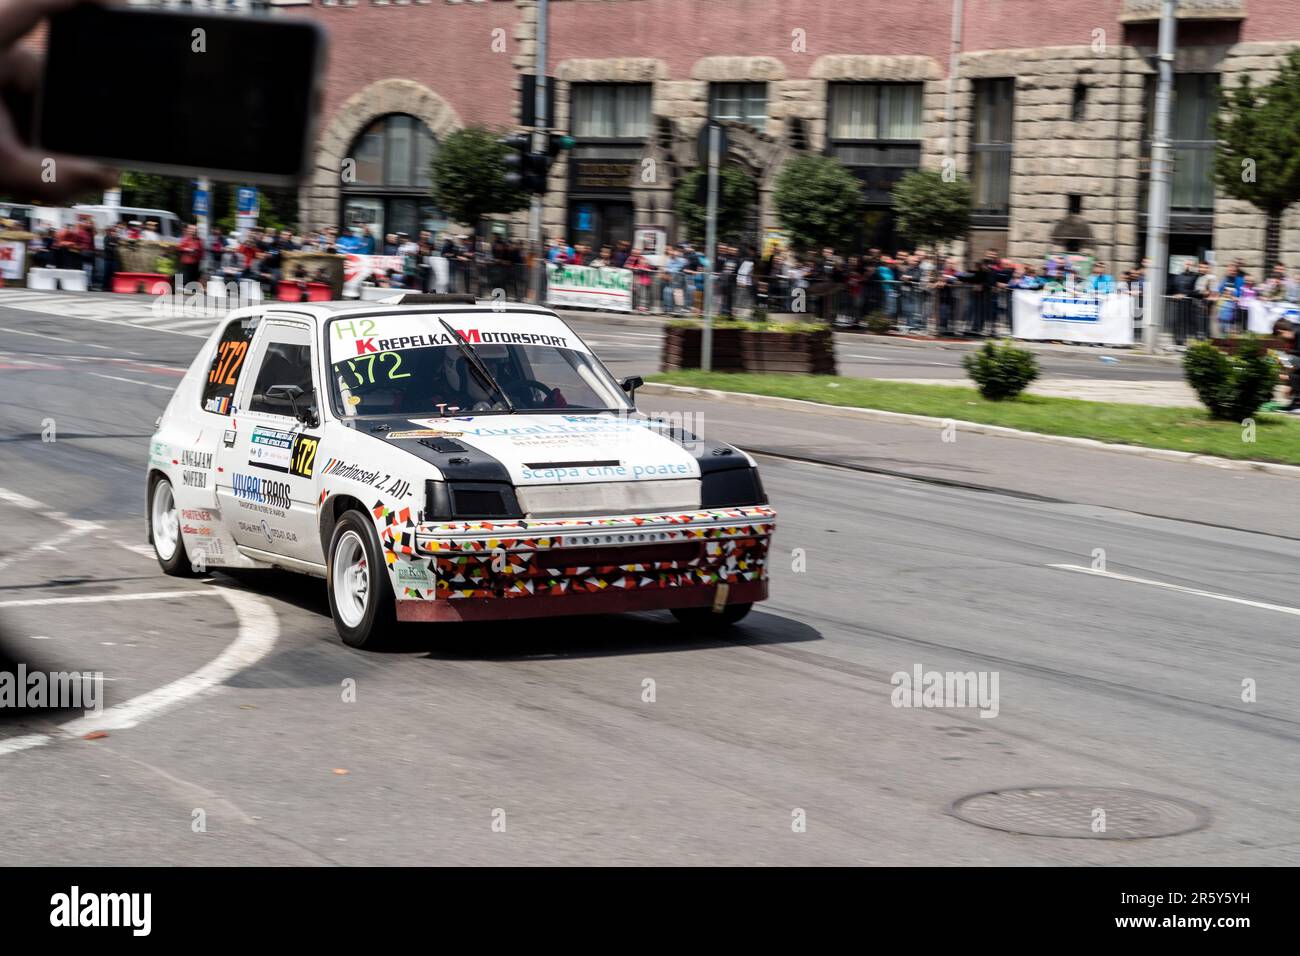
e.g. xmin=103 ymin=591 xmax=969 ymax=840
xmin=545 ymin=263 xmax=633 ymax=313
xmin=1246 ymin=298 xmax=1300 ymax=335
xmin=0 ymin=239 xmax=26 ymax=281
xmin=343 ymin=254 xmax=405 ymax=298
xmin=1011 ymin=289 xmax=1135 ymax=345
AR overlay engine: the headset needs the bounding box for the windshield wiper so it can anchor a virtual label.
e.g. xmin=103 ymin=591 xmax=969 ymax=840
xmin=439 ymin=317 xmax=515 ymax=413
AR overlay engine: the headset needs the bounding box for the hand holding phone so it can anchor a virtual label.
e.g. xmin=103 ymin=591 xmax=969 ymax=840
xmin=37 ymin=2 xmax=326 ymax=187
xmin=0 ymin=0 xmax=118 ymax=203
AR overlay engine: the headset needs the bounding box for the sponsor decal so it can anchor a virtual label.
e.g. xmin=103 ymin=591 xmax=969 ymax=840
xmin=149 ymin=440 xmax=170 ymax=467
xmin=182 ymin=469 xmax=207 ymax=488
xmin=203 ymin=395 xmax=232 ymax=415
xmin=394 ymin=562 xmax=433 ymax=587
xmin=248 ymin=427 xmax=295 ymax=472
xmin=180 ymin=449 xmax=213 ymax=469
xmin=237 ymin=519 xmax=298 ymax=545
xmin=193 ymin=537 xmax=224 ymax=558
xmin=232 ymin=473 xmax=292 ymax=511
xmin=290 ymin=434 xmax=319 ymax=479
xmin=181 ymin=508 xmax=214 ymax=521
xmin=385 ymin=429 xmax=463 ymax=440
xmin=519 ymin=461 xmax=692 ymax=483
xmin=181 ymin=524 xmax=214 ymax=537
xmin=320 ymin=458 xmax=413 ymax=499
xmin=355 ymin=330 xmax=569 ymax=354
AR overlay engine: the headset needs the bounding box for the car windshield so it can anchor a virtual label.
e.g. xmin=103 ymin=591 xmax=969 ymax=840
xmin=326 ymin=311 xmax=629 ymax=417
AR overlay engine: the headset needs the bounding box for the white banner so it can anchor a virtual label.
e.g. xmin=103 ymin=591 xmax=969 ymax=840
xmin=0 ymin=239 xmax=25 ymax=281
xmin=1011 ymin=289 xmax=1135 ymax=346
xmin=545 ymin=263 xmax=633 ymax=312
xmin=343 ymin=254 xmax=405 ymax=298
xmin=1246 ymin=298 xmax=1300 ymax=335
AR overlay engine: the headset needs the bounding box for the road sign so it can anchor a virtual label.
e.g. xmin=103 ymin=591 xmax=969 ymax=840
xmin=192 ymin=187 xmax=209 ymax=218
xmin=236 ymin=187 xmax=259 ymax=216
xmin=696 ymin=121 xmax=729 ymax=169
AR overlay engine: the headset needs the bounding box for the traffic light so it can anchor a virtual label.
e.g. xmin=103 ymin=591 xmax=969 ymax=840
xmin=501 ymin=132 xmax=549 ymax=194
xmin=500 ymin=132 xmax=574 ymax=195
xmin=546 ymin=133 xmax=576 ymax=158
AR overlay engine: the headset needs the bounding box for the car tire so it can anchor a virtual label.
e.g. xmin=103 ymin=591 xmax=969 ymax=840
xmin=671 ymin=601 xmax=753 ymax=630
xmin=149 ymin=476 xmax=197 ymax=577
xmin=327 ymin=509 xmax=396 ymax=649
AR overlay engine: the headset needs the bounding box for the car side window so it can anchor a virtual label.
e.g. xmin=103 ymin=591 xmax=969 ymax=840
xmin=247 ymin=333 xmax=317 ymax=417
xmin=200 ymin=318 xmax=256 ymax=416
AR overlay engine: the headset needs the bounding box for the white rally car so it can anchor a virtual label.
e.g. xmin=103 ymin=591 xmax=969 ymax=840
xmin=146 ymin=295 xmax=775 ymax=647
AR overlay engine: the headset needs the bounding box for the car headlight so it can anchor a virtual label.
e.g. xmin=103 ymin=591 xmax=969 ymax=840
xmin=425 ymin=480 xmax=523 ymax=521
xmin=700 ymin=467 xmax=766 ymax=508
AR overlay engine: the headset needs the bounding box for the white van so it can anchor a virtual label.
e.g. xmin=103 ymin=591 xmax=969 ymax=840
xmin=72 ymin=205 xmax=184 ymax=239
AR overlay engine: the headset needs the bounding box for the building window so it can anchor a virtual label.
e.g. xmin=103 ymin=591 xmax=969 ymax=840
xmin=570 ymin=84 xmax=652 ymax=140
xmin=709 ymin=82 xmax=768 ymax=128
xmin=829 ymin=82 xmax=923 ymax=142
xmin=971 ymin=78 xmax=1014 ymax=220
xmin=1142 ymin=74 xmax=1218 ymax=216
xmin=341 ymin=113 xmax=443 ymax=245
xmin=826 ymin=82 xmax=924 ymax=215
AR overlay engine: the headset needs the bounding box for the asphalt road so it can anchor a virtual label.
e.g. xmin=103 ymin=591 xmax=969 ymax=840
xmin=1 ymin=299 xmax=1297 ymax=865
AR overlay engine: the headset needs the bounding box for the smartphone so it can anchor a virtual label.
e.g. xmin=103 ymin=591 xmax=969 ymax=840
xmin=37 ymin=5 xmax=327 ymax=187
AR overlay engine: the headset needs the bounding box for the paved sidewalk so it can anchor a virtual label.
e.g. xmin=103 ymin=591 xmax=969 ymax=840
xmin=892 ymin=377 xmax=1201 ymax=407
xmin=637 ymin=386 xmax=1299 ymax=539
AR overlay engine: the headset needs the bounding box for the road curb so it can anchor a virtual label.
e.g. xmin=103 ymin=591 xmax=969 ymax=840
xmin=639 ymin=382 xmax=1300 ymax=480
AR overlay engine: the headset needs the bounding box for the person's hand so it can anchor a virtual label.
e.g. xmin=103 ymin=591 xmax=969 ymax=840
xmin=0 ymin=0 xmax=117 ymax=202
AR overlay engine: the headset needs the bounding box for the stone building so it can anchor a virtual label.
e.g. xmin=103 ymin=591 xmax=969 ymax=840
xmin=284 ymin=0 xmax=1300 ymax=273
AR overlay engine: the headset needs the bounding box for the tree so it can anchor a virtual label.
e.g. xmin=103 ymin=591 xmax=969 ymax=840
xmin=1213 ymin=50 xmax=1300 ymax=272
xmin=430 ymin=126 xmax=528 ymax=238
xmin=772 ymin=154 xmax=861 ymax=253
xmin=890 ymin=169 xmax=971 ymax=254
xmin=672 ymin=165 xmax=758 ymax=246
xmin=430 ymin=126 xmax=529 ymax=293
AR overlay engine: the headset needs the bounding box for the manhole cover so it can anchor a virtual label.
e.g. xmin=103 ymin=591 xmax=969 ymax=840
xmin=949 ymin=787 xmax=1209 ymax=840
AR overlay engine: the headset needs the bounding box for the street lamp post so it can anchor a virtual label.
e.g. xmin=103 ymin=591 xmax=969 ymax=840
xmin=530 ymin=0 xmax=549 ymax=304
xmin=1141 ymin=0 xmax=1178 ymax=354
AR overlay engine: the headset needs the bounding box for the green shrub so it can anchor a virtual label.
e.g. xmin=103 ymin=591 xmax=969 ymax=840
xmin=1182 ymin=336 xmax=1279 ymax=421
xmin=865 ymin=311 xmax=892 ymax=334
xmin=961 ymin=339 xmax=1040 ymax=401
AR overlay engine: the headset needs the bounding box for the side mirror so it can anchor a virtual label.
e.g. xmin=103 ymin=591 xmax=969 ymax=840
xmin=620 ymin=375 xmax=644 ymax=401
xmin=265 ymin=384 xmax=318 ymax=427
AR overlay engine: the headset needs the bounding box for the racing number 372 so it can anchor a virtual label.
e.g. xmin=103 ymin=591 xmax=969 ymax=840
xmin=209 ymin=339 xmax=248 ymax=387
xmin=290 ymin=435 xmax=319 ymax=479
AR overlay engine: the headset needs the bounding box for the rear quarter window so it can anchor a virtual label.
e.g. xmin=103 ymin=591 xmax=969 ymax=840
xmin=200 ymin=319 xmax=257 ymax=416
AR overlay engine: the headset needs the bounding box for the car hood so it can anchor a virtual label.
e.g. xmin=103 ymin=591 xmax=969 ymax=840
xmin=368 ymin=413 xmax=704 ymax=486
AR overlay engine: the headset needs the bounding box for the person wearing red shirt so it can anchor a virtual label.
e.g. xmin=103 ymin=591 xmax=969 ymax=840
xmin=177 ymin=224 xmax=203 ymax=287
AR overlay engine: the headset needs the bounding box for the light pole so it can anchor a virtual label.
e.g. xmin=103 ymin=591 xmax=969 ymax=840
xmin=1141 ymin=0 xmax=1178 ymax=353
xmin=530 ymin=0 xmax=549 ymax=304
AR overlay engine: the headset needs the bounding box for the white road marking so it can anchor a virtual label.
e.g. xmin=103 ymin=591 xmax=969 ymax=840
xmin=87 ymin=371 xmax=174 ymax=391
xmin=0 ymin=487 xmax=282 ymax=755
xmin=60 ymin=588 xmax=279 ymax=736
xmin=0 ymin=326 xmax=113 ymax=351
xmin=0 ymin=586 xmax=279 ymax=749
xmin=0 ymin=734 xmax=53 ymax=756
xmin=0 ymin=487 xmax=102 ymax=533
xmin=1048 ymin=564 xmax=1300 ymax=618
xmin=0 ymin=528 xmax=84 ymax=572
xmin=0 ymin=589 xmax=225 ymax=609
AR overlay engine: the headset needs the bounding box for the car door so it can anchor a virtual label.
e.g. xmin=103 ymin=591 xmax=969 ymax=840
xmin=215 ymin=317 xmax=325 ymax=568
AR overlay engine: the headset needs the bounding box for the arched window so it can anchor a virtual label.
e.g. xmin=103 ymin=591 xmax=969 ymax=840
xmin=340 ymin=114 xmax=445 ymax=249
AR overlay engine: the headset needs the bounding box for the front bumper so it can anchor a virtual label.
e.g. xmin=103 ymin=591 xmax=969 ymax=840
xmin=378 ymin=505 xmax=775 ymax=622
